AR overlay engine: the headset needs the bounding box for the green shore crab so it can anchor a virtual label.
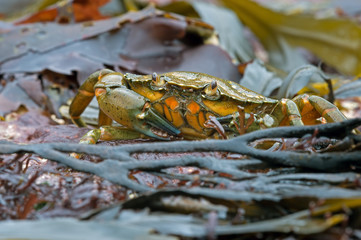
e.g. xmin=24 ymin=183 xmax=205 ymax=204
xmin=69 ymin=69 xmax=346 ymax=147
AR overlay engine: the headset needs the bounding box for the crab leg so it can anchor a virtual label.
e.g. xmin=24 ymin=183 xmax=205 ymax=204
xmin=280 ymin=99 xmax=304 ymax=126
xmin=98 ymin=109 xmax=113 ymax=126
xmin=78 ymin=126 xmax=142 ymax=144
xmin=270 ymin=99 xmax=304 ymax=127
xmin=293 ymin=94 xmax=347 ymax=124
xmin=69 ymin=69 xmax=114 ymax=127
xmin=70 ymin=126 xmax=142 ymax=158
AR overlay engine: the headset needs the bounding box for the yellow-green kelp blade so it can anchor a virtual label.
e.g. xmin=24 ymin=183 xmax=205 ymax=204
xmin=223 ymin=0 xmax=361 ymax=75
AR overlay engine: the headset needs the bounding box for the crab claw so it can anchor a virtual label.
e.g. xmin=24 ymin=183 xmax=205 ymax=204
xmin=136 ymin=103 xmax=181 ymax=140
xmin=96 ymin=86 xmax=180 ymax=140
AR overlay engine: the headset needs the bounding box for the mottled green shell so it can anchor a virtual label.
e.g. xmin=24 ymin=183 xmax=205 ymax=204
xmin=124 ymin=71 xmax=278 ymax=105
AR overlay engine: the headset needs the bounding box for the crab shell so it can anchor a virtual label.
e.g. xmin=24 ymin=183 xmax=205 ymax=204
xmin=123 ymin=71 xmax=279 ymax=139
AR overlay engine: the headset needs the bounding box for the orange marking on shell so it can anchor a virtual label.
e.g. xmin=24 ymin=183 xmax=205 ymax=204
xmin=202 ymin=99 xmax=241 ymax=116
xmin=163 ymin=105 xmax=172 ymax=122
xmin=131 ymin=82 xmax=165 ymax=102
xmin=95 ymin=88 xmax=106 ymax=97
xmin=186 ymin=114 xmax=202 ymax=132
xmin=165 ymin=96 xmax=179 ymax=111
xmin=170 ymin=111 xmax=184 ymax=127
xmin=198 ymin=111 xmax=206 ymax=127
xmin=187 ymin=101 xmax=200 ymax=114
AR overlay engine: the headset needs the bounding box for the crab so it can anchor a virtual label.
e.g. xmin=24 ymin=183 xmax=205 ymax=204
xmin=69 ymin=69 xmax=347 ymax=145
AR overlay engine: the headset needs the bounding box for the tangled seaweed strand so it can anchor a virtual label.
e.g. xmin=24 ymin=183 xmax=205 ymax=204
xmin=1 ymin=119 xmax=360 ymax=193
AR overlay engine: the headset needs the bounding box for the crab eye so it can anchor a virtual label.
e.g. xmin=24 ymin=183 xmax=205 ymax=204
xmin=152 ymin=72 xmax=157 ymax=81
xmin=203 ymin=80 xmax=220 ymax=100
xmin=151 ymin=72 xmax=167 ymax=90
xmin=152 ymin=72 xmax=165 ymax=87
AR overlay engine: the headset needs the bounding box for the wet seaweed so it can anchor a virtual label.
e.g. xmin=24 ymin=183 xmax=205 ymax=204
xmin=1 ymin=119 xmax=360 ymax=194
xmin=1 ymin=120 xmax=361 ymax=238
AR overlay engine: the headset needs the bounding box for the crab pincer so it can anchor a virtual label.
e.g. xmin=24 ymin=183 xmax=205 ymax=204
xmin=94 ymin=85 xmax=180 ymax=140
